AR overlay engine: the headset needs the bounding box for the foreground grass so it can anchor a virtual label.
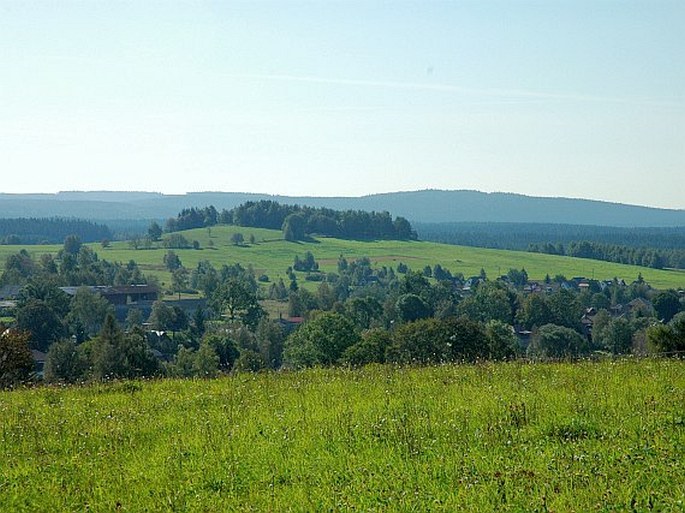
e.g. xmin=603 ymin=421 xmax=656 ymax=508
xmin=1 ymin=225 xmax=683 ymax=289
xmin=2 ymin=359 xmax=685 ymax=512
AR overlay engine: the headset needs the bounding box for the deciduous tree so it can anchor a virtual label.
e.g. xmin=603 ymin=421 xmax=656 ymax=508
xmin=212 ymin=279 xmax=264 ymax=329
xmin=0 ymin=329 xmax=34 ymax=388
xmin=44 ymin=339 xmax=88 ymax=383
xmin=284 ymin=312 xmax=359 ymax=368
xmin=15 ymin=299 xmax=65 ymax=351
xmin=528 ymin=324 xmax=588 ymax=359
xmin=67 ymin=286 xmax=115 ymax=338
xmin=282 ymin=213 xmax=306 ymax=241
xmin=652 ymin=290 xmax=681 ymax=322
xmin=230 ymin=232 xmax=245 ymax=246
xmin=147 ymin=222 xmax=163 ymax=241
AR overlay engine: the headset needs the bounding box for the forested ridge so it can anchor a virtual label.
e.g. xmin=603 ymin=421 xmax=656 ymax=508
xmin=2 ymin=190 xmax=684 ymax=226
xmin=0 ymin=218 xmax=112 ymax=245
xmin=527 ymin=241 xmax=685 ymax=270
xmin=165 ymin=201 xmax=417 ymax=241
xmin=417 ymin=222 xmax=685 ymax=269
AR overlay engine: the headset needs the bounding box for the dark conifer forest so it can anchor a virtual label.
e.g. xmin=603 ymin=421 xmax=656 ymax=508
xmin=0 ymin=218 xmax=112 ymax=245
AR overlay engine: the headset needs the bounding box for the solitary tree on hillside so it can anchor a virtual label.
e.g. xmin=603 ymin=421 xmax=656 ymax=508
xmin=148 ymin=222 xmax=163 ymax=241
xmin=282 ymin=213 xmax=306 ymax=241
xmin=172 ymin=267 xmax=189 ymax=300
xmin=163 ymin=250 xmax=182 ymax=271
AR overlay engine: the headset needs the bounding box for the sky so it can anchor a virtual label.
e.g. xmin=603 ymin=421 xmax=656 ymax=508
xmin=1 ymin=0 xmax=684 ymax=209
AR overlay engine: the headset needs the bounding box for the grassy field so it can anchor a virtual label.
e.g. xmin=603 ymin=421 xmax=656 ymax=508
xmin=1 ymin=359 xmax=684 ymax=512
xmin=0 ymin=225 xmax=684 ymax=290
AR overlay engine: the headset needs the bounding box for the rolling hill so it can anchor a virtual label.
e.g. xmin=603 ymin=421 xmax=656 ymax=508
xmin=2 ymin=225 xmax=682 ymax=290
xmin=1 ymin=190 xmax=684 ymax=227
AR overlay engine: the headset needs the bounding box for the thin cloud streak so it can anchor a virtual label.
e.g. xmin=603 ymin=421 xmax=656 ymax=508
xmin=224 ymin=72 xmax=684 ymax=108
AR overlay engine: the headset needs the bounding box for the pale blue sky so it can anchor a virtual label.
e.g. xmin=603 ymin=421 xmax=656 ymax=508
xmin=1 ymin=1 xmax=683 ymax=208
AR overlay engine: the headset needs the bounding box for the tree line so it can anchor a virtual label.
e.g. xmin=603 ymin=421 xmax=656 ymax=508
xmin=164 ymin=201 xmax=417 ymax=241
xmin=527 ymin=240 xmax=685 ymax=270
xmin=416 ymin=222 xmax=685 ymax=270
xmin=416 ymin=222 xmax=685 ymax=250
xmin=0 ymin=235 xmax=148 ymax=288
xmin=0 ymin=218 xmax=113 ymax=245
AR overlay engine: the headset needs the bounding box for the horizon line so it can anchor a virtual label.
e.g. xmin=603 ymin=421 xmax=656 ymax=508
xmin=0 ymin=188 xmax=683 ymax=212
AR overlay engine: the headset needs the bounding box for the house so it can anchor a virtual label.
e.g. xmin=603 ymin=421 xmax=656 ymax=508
xmin=610 ymin=304 xmax=626 ymax=317
xmin=514 ymin=329 xmax=533 ymax=350
xmin=446 ymin=276 xmax=465 ymax=289
xmin=522 ymin=281 xmax=544 ymax=294
xmin=277 ymin=315 xmax=304 ymax=334
xmin=462 ymin=276 xmax=485 ymax=293
xmin=580 ymin=308 xmax=598 ymax=339
xmin=149 ymin=348 xmax=171 ymax=362
xmin=0 ymin=285 xmax=22 ymax=308
xmin=0 ymin=285 xmax=22 ymax=301
xmin=31 ymin=350 xmax=47 ymax=379
xmin=609 ymin=298 xmax=655 ymax=318
xmin=59 ymin=284 xmax=159 ymax=306
xmin=626 ymin=298 xmax=654 ymax=317
xmin=60 ymin=284 xmax=162 ymax=322
xmin=599 ymin=280 xmax=616 ymax=292
xmin=104 ymin=284 xmax=159 ymax=305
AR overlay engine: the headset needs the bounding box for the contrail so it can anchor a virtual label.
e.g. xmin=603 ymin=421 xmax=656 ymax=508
xmin=223 ymin=72 xmax=684 ymax=107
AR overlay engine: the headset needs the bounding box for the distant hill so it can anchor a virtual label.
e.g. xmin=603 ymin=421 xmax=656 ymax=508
xmin=1 ymin=190 xmax=684 ymax=227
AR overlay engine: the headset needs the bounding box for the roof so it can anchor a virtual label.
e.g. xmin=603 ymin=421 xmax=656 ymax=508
xmin=31 ymin=350 xmax=47 ymax=362
xmin=60 ymin=286 xmax=110 ymax=296
xmin=628 ymin=297 xmax=653 ymax=308
xmin=109 ymin=284 xmax=159 ymax=294
xmin=0 ymin=285 xmax=22 ymax=300
xmin=150 ymin=349 xmax=166 ymax=360
xmin=278 ymin=316 xmax=304 ymax=325
xmin=60 ymin=284 xmax=158 ymax=296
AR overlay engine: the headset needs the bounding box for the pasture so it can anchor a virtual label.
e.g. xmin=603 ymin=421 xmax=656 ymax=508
xmin=1 ymin=359 xmax=684 ymax=511
xmin=0 ymin=225 xmax=683 ymax=290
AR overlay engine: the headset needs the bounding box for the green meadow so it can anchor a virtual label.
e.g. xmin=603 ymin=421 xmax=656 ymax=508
xmin=1 ymin=359 xmax=684 ymax=512
xmin=1 ymin=225 xmax=683 ymax=290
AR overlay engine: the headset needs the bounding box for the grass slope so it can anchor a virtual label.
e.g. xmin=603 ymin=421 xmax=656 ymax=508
xmin=1 ymin=360 xmax=684 ymax=511
xmin=0 ymin=225 xmax=683 ymax=289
